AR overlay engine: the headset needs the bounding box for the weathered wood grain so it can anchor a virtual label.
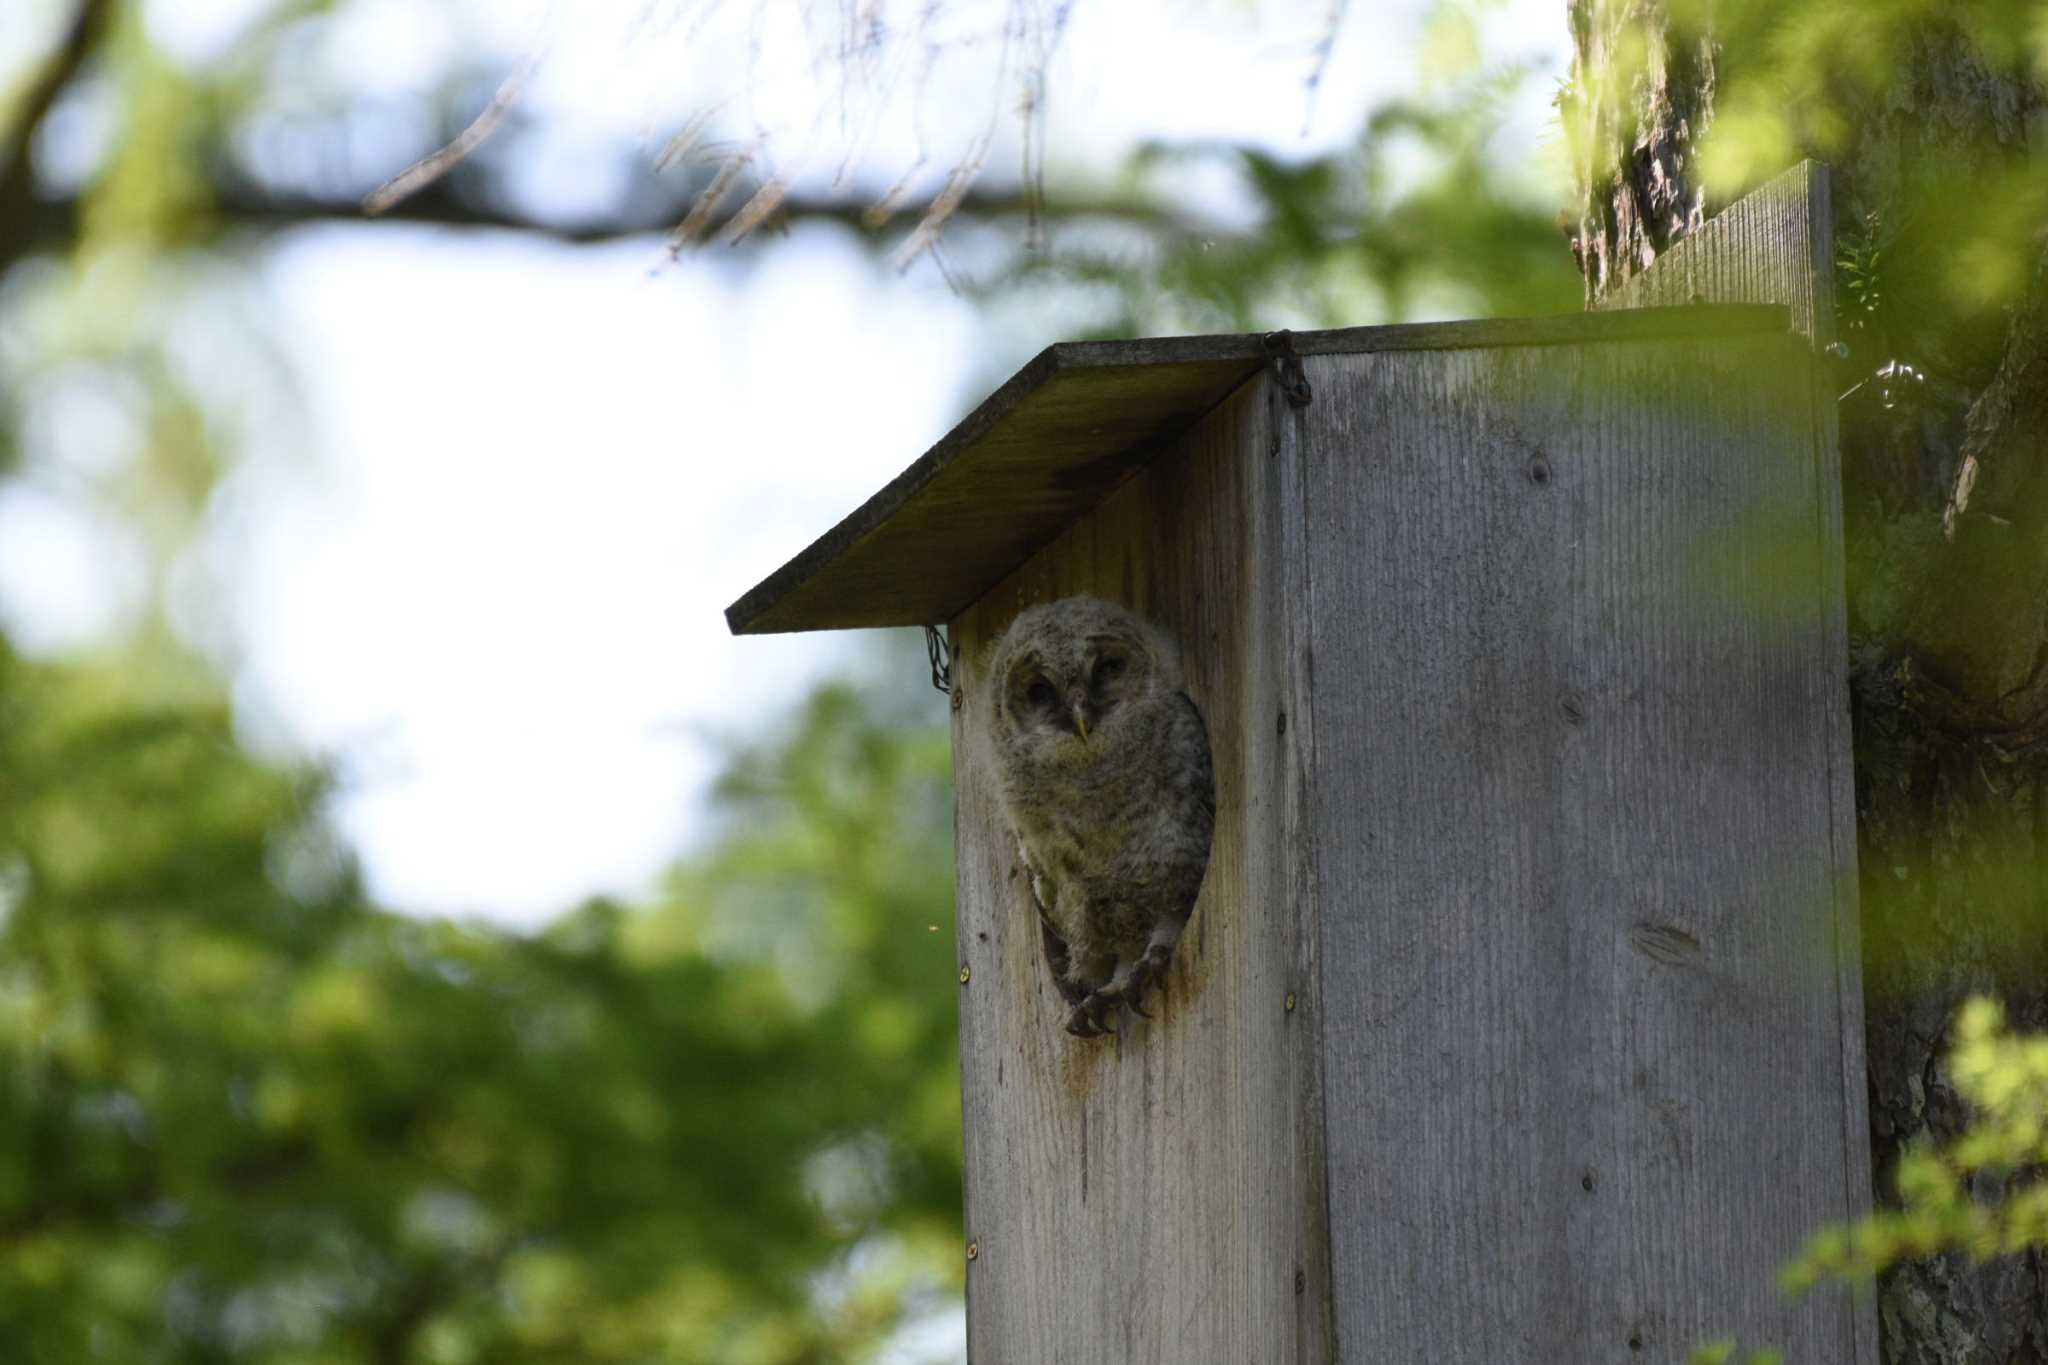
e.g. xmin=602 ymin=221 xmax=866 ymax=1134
xmin=1600 ymin=160 xmax=1876 ymax=1365
xmin=1301 ymin=332 xmax=1869 ymax=1361
xmin=948 ymin=372 xmax=1331 ymax=1363
xmin=727 ymin=305 xmax=1790 ymax=637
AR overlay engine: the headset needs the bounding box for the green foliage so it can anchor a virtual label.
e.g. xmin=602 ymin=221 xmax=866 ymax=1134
xmin=1575 ymin=0 xmax=2048 ymax=379
xmin=999 ymin=63 xmax=1580 ymax=336
xmin=1691 ymin=1341 xmax=1782 ymax=1365
xmin=1784 ymin=997 xmax=2048 ymax=1292
xmin=1688 ymin=997 xmax=2048 ymax=1362
xmin=0 ymin=640 xmax=962 ymax=1362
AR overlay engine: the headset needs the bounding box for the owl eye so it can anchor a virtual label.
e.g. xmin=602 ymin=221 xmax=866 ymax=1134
xmin=1026 ymin=680 xmax=1058 ymax=708
xmin=1091 ymin=656 xmax=1126 ymax=686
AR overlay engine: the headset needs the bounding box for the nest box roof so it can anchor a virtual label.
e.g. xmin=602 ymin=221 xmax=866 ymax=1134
xmin=724 ymin=304 xmax=1791 ymax=635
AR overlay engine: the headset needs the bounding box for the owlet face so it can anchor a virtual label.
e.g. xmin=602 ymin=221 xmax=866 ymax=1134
xmin=990 ymin=597 xmax=1170 ymax=767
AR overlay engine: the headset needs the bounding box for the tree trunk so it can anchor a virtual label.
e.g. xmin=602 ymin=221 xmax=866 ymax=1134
xmin=1568 ymin=4 xmax=2048 ymax=1361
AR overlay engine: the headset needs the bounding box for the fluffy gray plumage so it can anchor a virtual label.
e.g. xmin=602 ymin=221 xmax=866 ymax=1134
xmin=983 ymin=595 xmax=1215 ymax=1038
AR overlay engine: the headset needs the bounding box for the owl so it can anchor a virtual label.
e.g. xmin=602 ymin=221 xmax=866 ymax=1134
xmin=982 ymin=595 xmax=1216 ymax=1038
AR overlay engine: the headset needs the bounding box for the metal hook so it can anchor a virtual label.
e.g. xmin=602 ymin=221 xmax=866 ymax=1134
xmin=1263 ymin=330 xmax=1313 ymax=409
xmin=923 ymin=624 xmax=955 ymax=703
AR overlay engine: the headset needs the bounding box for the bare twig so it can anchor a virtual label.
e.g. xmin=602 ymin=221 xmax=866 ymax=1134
xmin=1943 ymin=246 xmax=2048 ymax=541
xmin=863 ymin=155 xmax=929 ymax=229
xmin=1301 ymin=0 xmax=1352 ymax=135
xmin=891 ymin=146 xmax=989 ymax=270
xmin=887 ymin=0 xmax=1022 ymax=269
xmin=656 ymin=105 xmax=723 ymax=174
xmin=721 ymin=173 xmax=792 ymax=243
xmin=667 ymin=147 xmax=758 ymax=251
xmin=362 ymin=62 xmax=533 ymax=218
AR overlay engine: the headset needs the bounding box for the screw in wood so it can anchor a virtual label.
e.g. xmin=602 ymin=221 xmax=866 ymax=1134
xmin=966 ymin=1240 xmax=979 ymax=1262
xmin=1284 ymin=992 xmax=1297 ymax=1012
xmin=959 ymin=964 xmax=972 ymax=984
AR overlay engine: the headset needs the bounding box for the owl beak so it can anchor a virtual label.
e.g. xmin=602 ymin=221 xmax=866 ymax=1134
xmin=1069 ymin=697 xmax=1090 ymax=743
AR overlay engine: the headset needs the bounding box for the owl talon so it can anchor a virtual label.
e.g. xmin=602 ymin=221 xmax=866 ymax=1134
xmin=1066 ymin=991 xmax=1128 ymax=1039
xmin=1111 ymin=948 xmax=1174 ymax=1016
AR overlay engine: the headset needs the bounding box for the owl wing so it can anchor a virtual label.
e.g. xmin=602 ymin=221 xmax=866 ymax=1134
xmin=1144 ymin=689 xmax=1217 ymax=940
xmin=1038 ymin=918 xmax=1092 ymax=1007
xmin=1177 ymin=689 xmax=1217 ymax=823
xmin=1020 ymin=844 xmax=1092 ymax=1007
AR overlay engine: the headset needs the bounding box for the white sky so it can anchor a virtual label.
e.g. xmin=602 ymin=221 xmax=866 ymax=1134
xmin=0 ymin=0 xmax=1568 ymax=927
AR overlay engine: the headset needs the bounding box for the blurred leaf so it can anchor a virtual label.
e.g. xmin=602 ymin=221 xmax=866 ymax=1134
xmin=0 ymin=637 xmax=961 ymax=1361
xmin=995 ymin=60 xmax=1577 ymax=336
xmin=1785 ymin=995 xmax=2048 ymax=1293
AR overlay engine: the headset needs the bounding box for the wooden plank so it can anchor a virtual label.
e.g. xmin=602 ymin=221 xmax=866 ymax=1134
xmin=948 ymin=369 xmax=1331 ymax=1363
xmin=1301 ymin=332 xmax=1868 ymax=1361
xmin=726 ymin=305 xmax=1791 ymax=637
xmin=1596 ymin=161 xmax=1835 ymax=346
xmin=735 ymin=352 xmax=1259 ymax=635
xmin=1598 ymin=160 xmax=1876 ymax=1365
xmin=1054 ymin=301 xmax=1796 ymax=365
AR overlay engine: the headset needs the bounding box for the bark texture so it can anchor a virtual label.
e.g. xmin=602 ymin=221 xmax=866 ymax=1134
xmin=1563 ymin=0 xmax=1717 ymax=298
xmin=1568 ymin=3 xmax=2048 ymax=1362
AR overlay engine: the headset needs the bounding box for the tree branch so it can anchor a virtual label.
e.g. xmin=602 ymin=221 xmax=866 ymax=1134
xmin=1909 ymin=246 xmax=2048 ymax=720
xmin=0 ymin=0 xmax=114 ymax=269
xmin=3 ymin=162 xmax=1213 ymax=263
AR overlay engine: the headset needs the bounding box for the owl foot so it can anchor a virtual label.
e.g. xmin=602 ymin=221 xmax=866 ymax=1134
xmin=1064 ymin=996 xmax=1117 ymax=1038
xmin=1065 ymin=980 xmax=1142 ymax=1037
xmin=1102 ymin=945 xmax=1173 ymax=1014
xmin=1104 ymin=983 xmax=1153 ymax=1020
xmin=1066 ymin=947 xmax=1176 ymax=1038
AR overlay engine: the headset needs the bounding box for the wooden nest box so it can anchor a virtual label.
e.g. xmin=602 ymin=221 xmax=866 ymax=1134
xmin=728 ymin=165 xmax=1874 ymax=1364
